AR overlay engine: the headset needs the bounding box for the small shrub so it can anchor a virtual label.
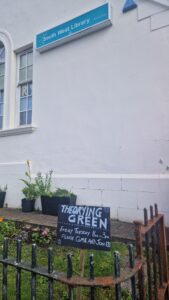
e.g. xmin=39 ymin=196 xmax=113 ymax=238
xmin=35 ymin=170 xmax=53 ymax=196
xmin=0 ymin=220 xmax=20 ymax=240
xmin=21 ymin=161 xmax=39 ymax=200
xmin=31 ymin=229 xmax=52 ymax=246
xmin=53 ymin=188 xmax=75 ymax=197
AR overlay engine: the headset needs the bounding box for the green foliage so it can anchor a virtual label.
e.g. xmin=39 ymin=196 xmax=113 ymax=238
xmin=34 ymin=170 xmax=77 ymax=199
xmin=53 ymin=188 xmax=75 ymax=197
xmin=22 ymin=184 xmax=39 ymax=201
xmin=35 ymin=170 xmax=53 ymax=196
xmin=31 ymin=229 xmax=52 ymax=246
xmin=0 ymin=184 xmax=7 ymax=192
xmin=121 ymin=289 xmax=132 ymax=300
xmin=20 ymin=161 xmax=39 ymax=200
xmin=0 ymin=220 xmax=20 ymax=240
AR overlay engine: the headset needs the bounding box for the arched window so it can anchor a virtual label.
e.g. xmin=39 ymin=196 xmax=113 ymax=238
xmin=0 ymin=31 xmax=35 ymax=136
xmin=0 ymin=41 xmax=5 ymax=129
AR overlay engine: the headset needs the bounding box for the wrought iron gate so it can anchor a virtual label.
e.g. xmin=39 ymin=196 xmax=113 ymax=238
xmin=0 ymin=203 xmax=168 ymax=300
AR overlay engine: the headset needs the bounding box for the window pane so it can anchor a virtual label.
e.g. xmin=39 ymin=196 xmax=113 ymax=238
xmin=0 ymin=116 xmax=3 ymax=129
xmin=27 ymin=66 xmax=33 ymax=81
xmin=20 ymin=98 xmax=27 ymax=112
xmin=0 ymin=76 xmax=4 ymax=90
xmin=28 ymin=96 xmax=32 ymax=110
xmin=0 ymin=46 xmax=5 ymax=63
xmin=18 ymin=49 xmax=33 ymax=126
xmin=20 ymin=54 xmax=26 ymax=68
xmin=20 ymin=84 xmax=28 ymax=97
xmin=19 ymin=68 xmax=27 ymax=82
xmin=0 ymin=90 xmax=4 ymax=102
xmin=0 ymin=103 xmax=3 ymax=116
xmin=27 ymin=110 xmax=32 ymax=124
xmin=28 ymin=83 xmax=32 ymax=96
xmin=27 ymin=52 xmax=33 ymax=66
xmin=20 ymin=111 xmax=27 ymax=125
xmin=0 ymin=63 xmax=5 ymax=76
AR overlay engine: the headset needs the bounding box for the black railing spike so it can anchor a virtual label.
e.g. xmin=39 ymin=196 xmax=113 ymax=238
xmin=2 ymin=238 xmax=8 ymax=300
xmin=67 ymin=253 xmax=73 ymax=279
xmin=31 ymin=244 xmax=37 ymax=300
xmin=3 ymin=238 xmax=8 ymax=260
xmin=48 ymin=247 xmax=54 ymax=300
xmin=128 ymin=244 xmax=135 ymax=268
xmin=114 ymin=251 xmax=121 ymax=300
xmin=67 ymin=254 xmax=74 ymax=299
xmin=89 ymin=254 xmax=94 ymax=280
xmin=48 ymin=247 xmax=53 ymax=274
xmin=16 ymin=239 xmax=22 ymax=300
xmin=31 ymin=244 xmax=37 ymax=269
xmin=150 ymin=205 xmax=154 ymax=219
xmin=114 ymin=251 xmax=120 ymax=277
xmin=144 ymin=208 xmax=148 ymax=226
xmin=128 ymin=244 xmax=137 ymax=300
xmin=89 ymin=254 xmax=95 ymax=300
xmin=16 ymin=239 xmax=22 ymax=264
xmin=155 ymin=204 xmax=158 ymax=217
xmin=151 ymin=227 xmax=158 ymax=299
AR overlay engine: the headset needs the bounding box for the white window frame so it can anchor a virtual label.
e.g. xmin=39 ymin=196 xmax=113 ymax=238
xmin=0 ymin=30 xmax=15 ymax=130
xmin=0 ymin=43 xmax=5 ymax=129
xmin=0 ymin=33 xmax=36 ymax=137
xmin=16 ymin=48 xmax=33 ymax=127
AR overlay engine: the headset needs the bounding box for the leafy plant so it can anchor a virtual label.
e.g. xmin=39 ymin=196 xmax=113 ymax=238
xmin=0 ymin=184 xmax=7 ymax=192
xmin=31 ymin=229 xmax=52 ymax=246
xmin=53 ymin=188 xmax=75 ymax=197
xmin=35 ymin=170 xmax=53 ymax=196
xmin=21 ymin=161 xmax=39 ymax=200
xmin=0 ymin=220 xmax=20 ymax=240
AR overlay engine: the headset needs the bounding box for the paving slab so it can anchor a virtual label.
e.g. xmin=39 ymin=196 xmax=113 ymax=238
xmin=0 ymin=208 xmax=57 ymax=228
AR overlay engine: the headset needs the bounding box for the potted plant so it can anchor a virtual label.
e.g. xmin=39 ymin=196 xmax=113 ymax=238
xmin=35 ymin=170 xmax=54 ymax=215
xmin=46 ymin=188 xmax=77 ymax=216
xmin=21 ymin=161 xmax=39 ymax=212
xmin=0 ymin=185 xmax=7 ymax=208
xmin=35 ymin=171 xmax=77 ymax=216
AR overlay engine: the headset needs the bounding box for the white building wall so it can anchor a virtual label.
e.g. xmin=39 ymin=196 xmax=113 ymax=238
xmin=0 ymin=0 xmax=169 ymax=224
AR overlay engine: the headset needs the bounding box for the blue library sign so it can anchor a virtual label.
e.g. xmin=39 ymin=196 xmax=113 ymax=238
xmin=36 ymin=3 xmax=112 ymax=52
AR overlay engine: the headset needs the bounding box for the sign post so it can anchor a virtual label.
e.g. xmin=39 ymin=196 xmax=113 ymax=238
xmin=77 ymin=249 xmax=85 ymax=300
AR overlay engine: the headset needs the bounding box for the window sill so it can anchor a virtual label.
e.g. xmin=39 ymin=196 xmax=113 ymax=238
xmin=0 ymin=125 xmax=37 ymax=137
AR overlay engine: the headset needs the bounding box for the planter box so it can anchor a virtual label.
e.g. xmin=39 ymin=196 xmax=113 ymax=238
xmin=22 ymin=198 xmax=35 ymax=212
xmin=41 ymin=195 xmax=77 ymax=216
xmin=0 ymin=192 xmax=6 ymax=208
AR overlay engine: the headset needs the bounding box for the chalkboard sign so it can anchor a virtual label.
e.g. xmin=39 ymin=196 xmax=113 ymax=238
xmin=57 ymin=205 xmax=111 ymax=251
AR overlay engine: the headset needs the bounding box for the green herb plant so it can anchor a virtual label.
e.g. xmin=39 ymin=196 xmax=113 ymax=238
xmin=31 ymin=229 xmax=52 ymax=246
xmin=21 ymin=161 xmax=39 ymax=200
xmin=53 ymin=188 xmax=75 ymax=197
xmin=35 ymin=170 xmax=53 ymax=196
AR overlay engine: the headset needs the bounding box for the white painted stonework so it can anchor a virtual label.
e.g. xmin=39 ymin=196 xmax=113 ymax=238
xmin=0 ymin=0 xmax=169 ymax=225
xmin=137 ymin=0 xmax=169 ymax=30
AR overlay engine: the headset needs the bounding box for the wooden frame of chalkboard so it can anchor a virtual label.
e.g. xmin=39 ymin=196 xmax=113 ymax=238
xmin=57 ymin=205 xmax=111 ymax=251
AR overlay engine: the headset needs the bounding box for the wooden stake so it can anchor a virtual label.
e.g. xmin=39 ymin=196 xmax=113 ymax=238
xmin=77 ymin=249 xmax=85 ymax=300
